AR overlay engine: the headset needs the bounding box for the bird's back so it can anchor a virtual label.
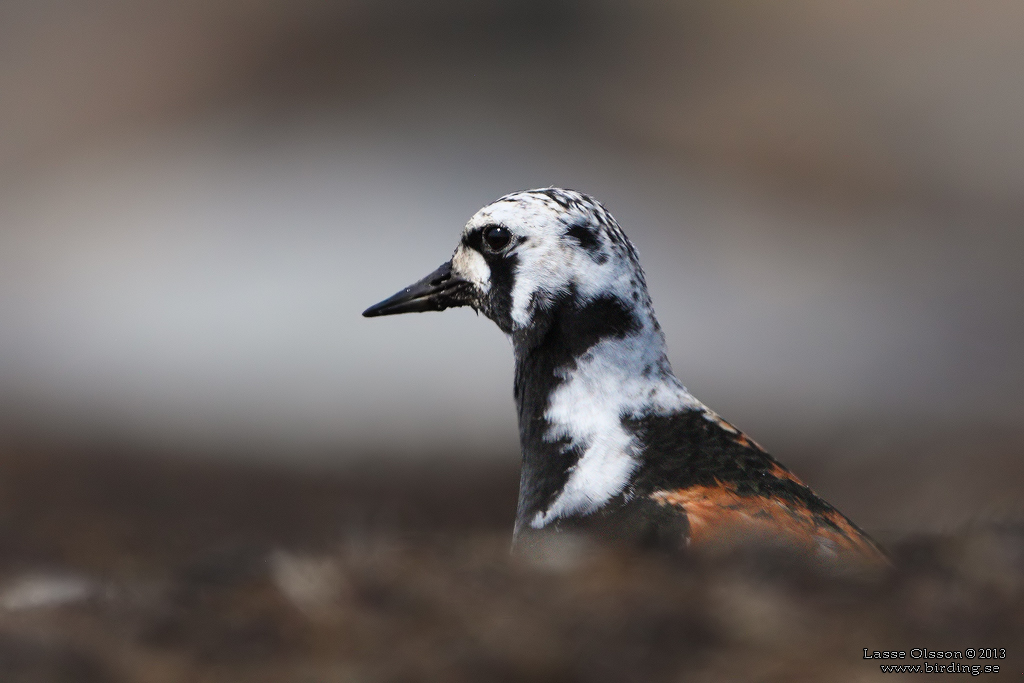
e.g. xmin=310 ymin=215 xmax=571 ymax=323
xmin=633 ymin=410 xmax=887 ymax=565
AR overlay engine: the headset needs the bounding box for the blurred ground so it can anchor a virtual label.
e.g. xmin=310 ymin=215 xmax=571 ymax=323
xmin=0 ymin=440 xmax=1021 ymax=682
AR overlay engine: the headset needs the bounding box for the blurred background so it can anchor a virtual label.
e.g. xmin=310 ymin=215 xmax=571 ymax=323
xmin=1 ymin=0 xmax=1023 ymax=529
xmin=0 ymin=1 xmax=1023 ymax=680
xmin=0 ymin=0 xmax=1023 ymax=518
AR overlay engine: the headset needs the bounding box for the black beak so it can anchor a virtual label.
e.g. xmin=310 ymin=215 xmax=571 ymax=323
xmin=362 ymin=260 xmax=473 ymax=317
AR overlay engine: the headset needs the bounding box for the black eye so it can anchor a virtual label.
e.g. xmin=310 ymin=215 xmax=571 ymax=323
xmin=482 ymin=225 xmax=512 ymax=252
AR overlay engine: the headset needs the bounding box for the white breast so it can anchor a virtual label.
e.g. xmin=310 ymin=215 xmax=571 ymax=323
xmin=530 ymin=327 xmax=701 ymax=528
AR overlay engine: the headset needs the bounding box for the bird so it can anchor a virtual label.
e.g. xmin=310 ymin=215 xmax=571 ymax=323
xmin=363 ymin=188 xmax=887 ymax=567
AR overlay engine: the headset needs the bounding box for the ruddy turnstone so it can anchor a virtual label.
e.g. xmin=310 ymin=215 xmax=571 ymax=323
xmin=364 ymin=188 xmax=886 ymax=566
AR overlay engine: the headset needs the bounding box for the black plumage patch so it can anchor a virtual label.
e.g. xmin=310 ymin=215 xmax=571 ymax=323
xmin=462 ymin=226 xmax=519 ymax=333
xmin=625 ymin=411 xmax=834 ymax=515
xmin=565 ymin=220 xmax=605 ymax=262
xmin=535 ymin=188 xmax=576 ymax=211
xmin=484 ymin=252 xmax=517 ymax=334
xmin=619 ymin=413 xmax=886 ymax=553
xmin=462 ymin=225 xmax=499 ymax=252
xmin=512 ymin=292 xmax=640 ymax=524
xmin=516 ymin=494 xmax=690 ymax=554
xmin=515 ymin=291 xmax=639 ymax=359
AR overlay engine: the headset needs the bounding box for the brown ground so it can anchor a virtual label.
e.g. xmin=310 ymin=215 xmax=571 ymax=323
xmin=0 ymin=441 xmax=1020 ymax=682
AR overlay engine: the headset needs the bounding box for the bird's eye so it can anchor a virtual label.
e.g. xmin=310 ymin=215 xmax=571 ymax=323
xmin=483 ymin=225 xmax=512 ymax=252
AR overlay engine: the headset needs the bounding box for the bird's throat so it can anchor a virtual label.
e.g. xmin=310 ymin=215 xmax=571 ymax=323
xmin=509 ymin=295 xmax=697 ymax=534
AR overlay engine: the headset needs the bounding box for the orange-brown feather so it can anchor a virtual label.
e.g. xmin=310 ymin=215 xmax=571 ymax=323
xmin=651 ymin=483 xmax=887 ymax=566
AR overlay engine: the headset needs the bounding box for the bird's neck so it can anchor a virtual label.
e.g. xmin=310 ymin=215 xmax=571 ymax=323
xmin=510 ymin=295 xmax=700 ymax=535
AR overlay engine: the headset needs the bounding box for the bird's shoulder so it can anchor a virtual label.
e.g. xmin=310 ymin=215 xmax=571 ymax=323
xmin=648 ymin=482 xmax=887 ymax=565
xmin=626 ymin=409 xmax=888 ymax=565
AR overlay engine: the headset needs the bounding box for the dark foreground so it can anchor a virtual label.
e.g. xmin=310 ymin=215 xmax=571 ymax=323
xmin=0 ymin=444 xmax=1020 ymax=682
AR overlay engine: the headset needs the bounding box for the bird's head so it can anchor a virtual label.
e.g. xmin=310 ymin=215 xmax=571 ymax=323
xmin=363 ymin=188 xmax=652 ymax=341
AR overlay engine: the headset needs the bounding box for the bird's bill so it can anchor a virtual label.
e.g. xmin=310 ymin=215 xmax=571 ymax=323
xmin=362 ymin=260 xmax=473 ymax=317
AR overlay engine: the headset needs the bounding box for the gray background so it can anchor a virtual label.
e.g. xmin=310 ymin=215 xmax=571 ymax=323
xmin=0 ymin=0 xmax=1020 ymax=490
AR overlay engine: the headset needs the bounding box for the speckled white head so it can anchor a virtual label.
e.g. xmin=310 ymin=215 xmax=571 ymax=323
xmin=451 ymin=188 xmax=655 ymax=333
xmin=364 ymin=188 xmax=704 ymax=532
xmin=448 ymin=189 xmax=702 ymax=527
